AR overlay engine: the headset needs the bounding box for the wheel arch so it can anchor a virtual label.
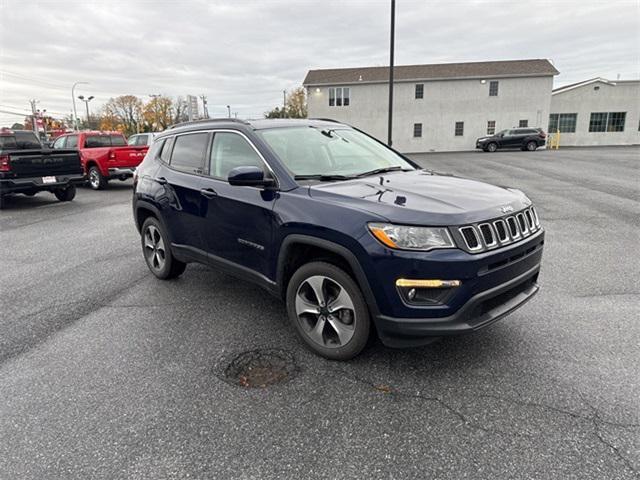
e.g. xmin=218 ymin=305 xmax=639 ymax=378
xmin=276 ymin=234 xmax=380 ymax=317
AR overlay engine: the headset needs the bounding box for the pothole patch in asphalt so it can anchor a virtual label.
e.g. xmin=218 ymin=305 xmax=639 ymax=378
xmin=221 ymin=348 xmax=298 ymax=388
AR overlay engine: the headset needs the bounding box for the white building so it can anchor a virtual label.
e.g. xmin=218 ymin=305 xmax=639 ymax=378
xmin=304 ymin=59 xmax=559 ymax=153
xmin=549 ymin=78 xmax=640 ymax=146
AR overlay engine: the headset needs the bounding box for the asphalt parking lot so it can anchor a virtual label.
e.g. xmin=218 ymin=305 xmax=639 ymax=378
xmin=1 ymin=146 xmax=638 ymax=479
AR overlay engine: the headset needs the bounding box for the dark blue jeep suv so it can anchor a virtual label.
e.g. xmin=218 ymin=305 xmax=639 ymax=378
xmin=133 ymin=118 xmax=544 ymax=360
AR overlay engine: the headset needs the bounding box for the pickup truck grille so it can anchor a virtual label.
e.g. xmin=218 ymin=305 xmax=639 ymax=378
xmin=457 ymin=207 xmax=541 ymax=253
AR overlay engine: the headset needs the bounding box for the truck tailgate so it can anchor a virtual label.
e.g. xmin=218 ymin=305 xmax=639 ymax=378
xmin=108 ymin=146 xmax=148 ymax=167
xmin=8 ymin=149 xmax=82 ymax=177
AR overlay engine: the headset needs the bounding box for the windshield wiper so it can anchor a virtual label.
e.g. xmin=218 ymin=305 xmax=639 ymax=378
xmin=354 ymin=166 xmax=410 ymax=178
xmin=294 ymin=174 xmax=352 ymax=181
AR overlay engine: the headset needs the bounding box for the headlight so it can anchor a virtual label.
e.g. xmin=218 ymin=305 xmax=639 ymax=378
xmin=368 ymin=223 xmax=455 ymax=251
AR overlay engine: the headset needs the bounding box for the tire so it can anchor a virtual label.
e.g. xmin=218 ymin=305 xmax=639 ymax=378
xmin=526 ymin=141 xmax=537 ymax=151
xmin=24 ymin=191 xmax=37 ymax=197
xmin=486 ymin=142 xmax=498 ymax=153
xmin=286 ymin=261 xmax=370 ymax=360
xmin=88 ymin=165 xmax=108 ymax=190
xmin=0 ymin=195 xmax=5 ymax=210
xmin=54 ymin=185 xmax=76 ymax=202
xmin=141 ymin=216 xmax=186 ymax=279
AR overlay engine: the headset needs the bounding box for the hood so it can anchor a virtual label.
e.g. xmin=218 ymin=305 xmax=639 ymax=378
xmin=308 ymin=170 xmax=531 ymax=225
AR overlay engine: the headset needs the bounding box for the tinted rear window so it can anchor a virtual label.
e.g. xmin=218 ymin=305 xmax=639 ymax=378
xmin=170 ymin=133 xmax=208 ymax=174
xmin=0 ymin=131 xmax=41 ymax=149
xmin=85 ymin=135 xmax=127 ymax=148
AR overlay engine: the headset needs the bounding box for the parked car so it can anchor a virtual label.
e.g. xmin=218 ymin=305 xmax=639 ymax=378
xmin=133 ymin=119 xmax=544 ymax=360
xmin=127 ymin=133 xmax=156 ymax=146
xmin=476 ymin=128 xmax=546 ymax=152
xmin=52 ymin=131 xmax=149 ymax=190
xmin=0 ymin=128 xmax=84 ymax=209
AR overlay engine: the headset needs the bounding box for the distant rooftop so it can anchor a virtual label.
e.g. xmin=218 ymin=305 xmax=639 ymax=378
xmin=552 ymin=77 xmax=640 ymax=94
xmin=303 ymin=59 xmax=559 ymax=86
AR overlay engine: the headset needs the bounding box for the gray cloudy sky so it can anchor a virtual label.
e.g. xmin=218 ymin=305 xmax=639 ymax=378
xmin=0 ymin=0 xmax=638 ymax=126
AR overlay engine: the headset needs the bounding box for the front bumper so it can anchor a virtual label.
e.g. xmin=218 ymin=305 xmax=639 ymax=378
xmin=0 ymin=173 xmax=85 ymax=194
xmin=108 ymin=167 xmax=136 ymax=179
xmin=376 ymin=263 xmax=540 ymax=347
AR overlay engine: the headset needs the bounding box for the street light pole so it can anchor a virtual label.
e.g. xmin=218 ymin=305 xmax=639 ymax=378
xmin=78 ymin=95 xmax=94 ymax=129
xmin=71 ymin=81 xmax=88 ymax=131
xmin=387 ymin=0 xmax=395 ymax=147
xmin=282 ymin=89 xmax=287 ymax=118
xmin=149 ymin=94 xmax=161 ymax=131
xmin=226 ymin=105 xmax=231 ymax=118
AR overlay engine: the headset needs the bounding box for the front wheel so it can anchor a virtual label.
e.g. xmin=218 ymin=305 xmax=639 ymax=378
xmin=54 ymin=185 xmax=76 ymax=202
xmin=526 ymin=141 xmax=537 ymax=151
xmin=141 ymin=217 xmax=186 ymax=279
xmin=286 ymin=261 xmax=370 ymax=360
xmin=486 ymin=142 xmax=498 ymax=152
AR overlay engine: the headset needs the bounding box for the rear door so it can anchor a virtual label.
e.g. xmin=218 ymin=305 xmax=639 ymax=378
xmin=198 ymin=130 xmax=277 ymax=277
xmin=158 ymin=132 xmax=210 ymax=252
xmin=502 ymin=130 xmax=521 ymax=148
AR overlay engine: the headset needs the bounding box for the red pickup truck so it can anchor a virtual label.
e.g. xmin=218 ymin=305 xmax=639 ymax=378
xmin=52 ymin=131 xmax=148 ymax=190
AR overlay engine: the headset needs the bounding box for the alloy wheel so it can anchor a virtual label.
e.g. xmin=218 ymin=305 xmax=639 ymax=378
xmin=143 ymin=225 xmax=166 ymax=271
xmin=89 ymin=170 xmax=99 ymax=189
xmin=294 ymin=275 xmax=356 ymax=348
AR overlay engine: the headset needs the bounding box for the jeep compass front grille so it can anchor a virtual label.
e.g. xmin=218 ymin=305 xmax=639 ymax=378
xmin=457 ymin=207 xmax=541 ymax=253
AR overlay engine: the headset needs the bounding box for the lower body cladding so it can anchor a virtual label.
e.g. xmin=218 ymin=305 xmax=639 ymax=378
xmin=367 ymin=230 xmax=545 ymax=348
xmin=108 ymin=167 xmax=136 ymax=180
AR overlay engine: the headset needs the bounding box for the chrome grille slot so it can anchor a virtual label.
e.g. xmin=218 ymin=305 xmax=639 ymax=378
xmin=517 ymin=213 xmax=529 ymax=236
xmin=478 ymin=223 xmax=496 ymax=247
xmin=507 ymin=216 xmax=520 ymax=239
xmin=525 ymin=209 xmax=535 ymax=230
xmin=493 ymin=220 xmax=508 ymax=242
xmin=530 ymin=206 xmax=540 ymax=226
xmin=459 ymin=226 xmax=482 ymax=250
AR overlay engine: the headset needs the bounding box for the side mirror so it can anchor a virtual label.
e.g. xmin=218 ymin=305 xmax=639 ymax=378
xmin=227 ymin=166 xmax=274 ymax=188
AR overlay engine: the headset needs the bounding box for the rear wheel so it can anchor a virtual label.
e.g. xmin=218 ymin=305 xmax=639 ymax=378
xmin=54 ymin=185 xmax=76 ymax=202
xmin=0 ymin=195 xmax=5 ymax=210
xmin=88 ymin=166 xmax=107 ymax=190
xmin=526 ymin=141 xmax=537 ymax=151
xmin=141 ymin=216 xmax=186 ymax=279
xmin=286 ymin=261 xmax=370 ymax=360
xmin=486 ymin=142 xmax=498 ymax=152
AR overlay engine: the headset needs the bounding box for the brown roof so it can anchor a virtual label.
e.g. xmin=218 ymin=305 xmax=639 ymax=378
xmin=303 ymin=59 xmax=559 ymax=86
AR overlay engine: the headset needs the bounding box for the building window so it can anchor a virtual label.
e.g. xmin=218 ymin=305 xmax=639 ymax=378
xmin=589 ymin=112 xmax=608 ymax=132
xmin=519 ymin=119 xmax=528 ymax=128
xmin=415 ymin=84 xmax=424 ymax=99
xmin=487 ymin=121 xmax=496 ymax=135
xmin=413 ymin=123 xmax=422 ymax=137
xmin=455 ymin=122 xmax=464 ymax=136
xmin=489 ymin=81 xmax=499 ymax=96
xmin=548 ymin=113 xmax=577 ymax=133
xmin=588 ymin=112 xmax=626 ymax=132
xmin=606 ymin=112 xmax=625 ymax=132
xmin=328 ymin=87 xmax=349 ymax=107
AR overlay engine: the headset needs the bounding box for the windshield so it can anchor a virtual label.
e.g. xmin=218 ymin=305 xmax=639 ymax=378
xmin=257 ymin=127 xmax=415 ymax=178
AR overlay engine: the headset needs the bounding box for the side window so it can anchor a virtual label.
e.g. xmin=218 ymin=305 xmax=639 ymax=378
xmin=160 ymin=137 xmax=174 ymax=164
xmin=170 ymin=133 xmax=208 ymax=174
xmin=127 ymin=135 xmax=138 ymax=146
xmin=53 ymin=136 xmax=66 ymax=149
xmin=66 ymin=135 xmax=78 ymax=148
xmin=209 ymin=132 xmax=265 ymax=180
xmin=137 ymin=135 xmax=149 ymax=146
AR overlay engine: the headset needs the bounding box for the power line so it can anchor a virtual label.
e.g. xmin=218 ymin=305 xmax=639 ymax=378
xmin=0 ymin=70 xmax=69 ymax=90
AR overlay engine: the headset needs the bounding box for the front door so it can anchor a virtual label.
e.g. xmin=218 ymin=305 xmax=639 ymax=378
xmin=198 ymin=131 xmax=277 ymax=278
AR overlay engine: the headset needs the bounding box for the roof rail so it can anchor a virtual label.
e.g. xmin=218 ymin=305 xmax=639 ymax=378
xmin=308 ymin=118 xmax=342 ymax=123
xmin=168 ymin=117 xmax=250 ymax=130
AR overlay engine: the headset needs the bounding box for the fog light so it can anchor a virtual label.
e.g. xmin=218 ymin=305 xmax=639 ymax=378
xmin=396 ymin=279 xmax=461 ymax=306
xmin=407 ymin=288 xmax=416 ymax=300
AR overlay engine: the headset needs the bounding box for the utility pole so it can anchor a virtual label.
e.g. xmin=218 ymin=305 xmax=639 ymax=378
xmin=226 ymin=105 xmax=231 ymax=118
xmin=282 ymin=90 xmax=287 ymax=118
xmin=200 ymin=95 xmax=209 ymax=119
xmin=29 ymin=99 xmax=39 ymax=134
xmin=387 ymin=0 xmax=395 ymax=146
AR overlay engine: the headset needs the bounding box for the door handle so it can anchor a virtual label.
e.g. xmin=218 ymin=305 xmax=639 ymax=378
xmin=200 ymin=188 xmax=217 ymax=198
xmin=156 ymin=177 xmax=168 ymax=185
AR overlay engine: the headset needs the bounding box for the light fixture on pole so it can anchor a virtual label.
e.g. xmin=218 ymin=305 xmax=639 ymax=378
xmin=78 ymin=95 xmax=94 ymax=129
xmin=226 ymin=105 xmax=231 ymax=118
xmin=71 ymin=81 xmax=89 ymax=131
